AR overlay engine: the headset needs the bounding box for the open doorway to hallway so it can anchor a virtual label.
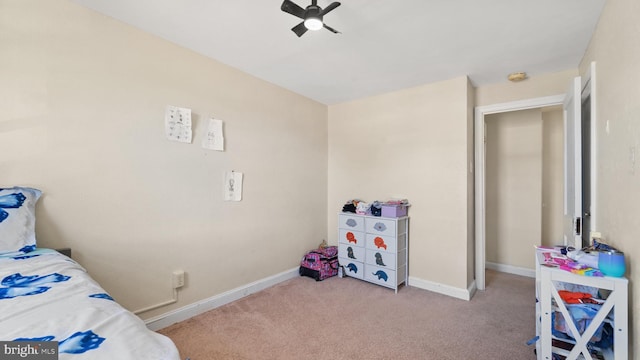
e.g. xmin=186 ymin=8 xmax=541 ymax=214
xmin=476 ymin=67 xmax=596 ymax=291
xmin=484 ymin=106 xmax=563 ymax=277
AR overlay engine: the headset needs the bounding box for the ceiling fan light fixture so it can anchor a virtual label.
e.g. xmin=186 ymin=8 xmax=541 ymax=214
xmin=304 ymin=17 xmax=323 ymax=30
xmin=304 ymin=6 xmax=323 ymax=31
xmin=281 ymin=0 xmax=341 ymax=36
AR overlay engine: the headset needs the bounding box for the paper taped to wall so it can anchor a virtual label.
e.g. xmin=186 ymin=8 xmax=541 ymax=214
xmin=165 ymin=105 xmax=192 ymax=143
xmin=224 ymin=171 xmax=243 ymax=201
xmin=202 ymin=118 xmax=224 ymax=151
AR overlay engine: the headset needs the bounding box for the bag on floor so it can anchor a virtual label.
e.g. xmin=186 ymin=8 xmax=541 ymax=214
xmin=299 ymin=246 xmax=339 ymax=281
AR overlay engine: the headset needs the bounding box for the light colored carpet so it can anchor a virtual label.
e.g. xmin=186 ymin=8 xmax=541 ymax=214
xmin=159 ymin=270 xmax=536 ymax=360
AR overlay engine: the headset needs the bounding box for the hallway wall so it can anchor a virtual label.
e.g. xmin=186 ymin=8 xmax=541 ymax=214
xmin=485 ymin=107 xmax=563 ymax=270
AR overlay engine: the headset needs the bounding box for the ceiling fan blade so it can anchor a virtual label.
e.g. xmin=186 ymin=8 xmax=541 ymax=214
xmin=292 ymin=21 xmax=308 ymax=37
xmin=323 ymin=23 xmax=341 ymax=34
xmin=321 ymin=2 xmax=341 ymax=16
xmin=281 ymin=0 xmax=306 ymax=19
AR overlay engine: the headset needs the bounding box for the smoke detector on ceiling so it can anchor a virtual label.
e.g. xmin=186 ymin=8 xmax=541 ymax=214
xmin=508 ymin=72 xmax=528 ymax=82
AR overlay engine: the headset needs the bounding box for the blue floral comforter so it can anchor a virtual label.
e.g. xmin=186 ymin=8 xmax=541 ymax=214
xmin=0 ymin=249 xmax=180 ymax=359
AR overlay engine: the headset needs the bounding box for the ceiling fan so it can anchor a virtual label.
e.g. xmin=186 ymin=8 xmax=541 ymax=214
xmin=280 ymin=0 xmax=341 ymax=37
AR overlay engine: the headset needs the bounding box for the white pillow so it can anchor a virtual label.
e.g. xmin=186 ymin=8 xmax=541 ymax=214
xmin=0 ymin=187 xmax=42 ymax=254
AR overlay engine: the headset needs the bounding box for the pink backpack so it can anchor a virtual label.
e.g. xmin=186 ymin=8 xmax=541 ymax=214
xmin=299 ymin=246 xmax=339 ymax=281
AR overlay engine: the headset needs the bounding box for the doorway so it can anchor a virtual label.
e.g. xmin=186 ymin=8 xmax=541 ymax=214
xmin=475 ymin=64 xmax=598 ymax=291
xmin=484 ymin=107 xmax=563 ymax=277
xmin=474 ymin=95 xmax=565 ymax=290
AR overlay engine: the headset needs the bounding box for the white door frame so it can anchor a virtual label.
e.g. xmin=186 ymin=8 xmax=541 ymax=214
xmin=474 ymin=95 xmax=565 ymax=290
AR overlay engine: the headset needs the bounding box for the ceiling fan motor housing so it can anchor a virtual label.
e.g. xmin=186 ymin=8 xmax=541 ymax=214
xmin=305 ymin=5 xmax=321 ymax=19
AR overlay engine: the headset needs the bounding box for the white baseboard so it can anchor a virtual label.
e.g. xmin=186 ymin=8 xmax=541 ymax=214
xmin=467 ymin=279 xmax=477 ymax=299
xmin=408 ymin=276 xmax=476 ymax=301
xmin=486 ymin=262 xmax=535 ymax=278
xmin=145 ymin=267 xmax=299 ymax=331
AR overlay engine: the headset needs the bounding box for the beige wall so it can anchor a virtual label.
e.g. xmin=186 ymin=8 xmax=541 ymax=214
xmin=485 ymin=109 xmax=542 ymax=269
xmin=484 ymin=108 xmax=563 ymax=270
xmin=1 ymin=0 xmax=328 ymax=319
xmin=328 ymin=76 xmax=473 ymax=291
xmin=579 ymin=0 xmax=640 ymax=356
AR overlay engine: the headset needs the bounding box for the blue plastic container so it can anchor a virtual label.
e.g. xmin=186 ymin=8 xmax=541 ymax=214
xmin=598 ymin=250 xmax=626 ymax=277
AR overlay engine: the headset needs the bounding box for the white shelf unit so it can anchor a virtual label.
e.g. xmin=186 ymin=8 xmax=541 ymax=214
xmin=535 ymin=249 xmax=628 ymax=360
xmin=337 ymin=213 xmax=409 ymax=293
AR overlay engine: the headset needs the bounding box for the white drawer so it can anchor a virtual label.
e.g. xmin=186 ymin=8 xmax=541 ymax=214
xmin=364 ymin=264 xmax=396 ymax=288
xmin=338 ymin=229 xmax=365 ymax=247
xmin=338 ymin=214 xmax=365 ymax=232
xmin=365 ymin=217 xmax=396 ymax=236
xmin=339 ymin=258 xmax=364 ymax=279
xmin=339 ymin=243 xmax=365 ymax=263
xmin=365 ymin=248 xmax=406 ymax=269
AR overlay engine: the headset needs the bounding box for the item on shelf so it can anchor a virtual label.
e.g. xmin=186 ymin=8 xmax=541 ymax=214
xmin=539 ymin=249 xmax=603 ymax=277
xmin=341 ymin=198 xmax=411 ymax=218
xmin=598 ymin=250 xmax=626 ymax=277
xmin=537 ymin=245 xmax=571 ymax=254
xmin=551 ymin=304 xmax=614 ymax=349
xmin=592 ymin=239 xmax=616 ymax=252
xmin=557 ymin=290 xmax=603 ymax=305
xmin=566 ymin=249 xmax=599 ymax=268
xmin=380 ymin=199 xmax=409 ymax=218
xmin=370 ymin=201 xmax=382 ymax=216
xmin=381 ymin=204 xmax=408 ymax=217
xmin=299 ymin=246 xmax=339 ymax=281
xmin=356 ymin=201 xmax=370 ymax=215
xmin=341 ymin=200 xmax=359 ymax=213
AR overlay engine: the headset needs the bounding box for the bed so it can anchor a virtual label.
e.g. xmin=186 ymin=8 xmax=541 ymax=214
xmin=0 ymin=186 xmax=181 ymax=359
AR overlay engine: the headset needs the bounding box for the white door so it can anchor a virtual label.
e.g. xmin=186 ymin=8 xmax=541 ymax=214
xmin=563 ymin=76 xmax=582 ymax=249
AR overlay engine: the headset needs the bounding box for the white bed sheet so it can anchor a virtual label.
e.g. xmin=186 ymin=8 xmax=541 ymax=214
xmin=0 ymin=248 xmax=180 ymax=360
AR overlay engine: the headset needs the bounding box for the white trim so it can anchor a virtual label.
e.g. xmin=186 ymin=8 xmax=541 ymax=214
xmin=409 ymin=276 xmax=476 ymax=301
xmin=145 ymin=267 xmax=299 ymax=331
xmin=485 ymin=262 xmax=536 ymax=278
xmin=474 ymin=94 xmax=566 ymax=291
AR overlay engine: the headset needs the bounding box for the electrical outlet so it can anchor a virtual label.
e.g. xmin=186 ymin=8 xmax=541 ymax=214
xmin=172 ymin=270 xmax=185 ymax=289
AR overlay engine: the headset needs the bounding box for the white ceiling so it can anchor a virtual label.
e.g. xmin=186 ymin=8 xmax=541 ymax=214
xmin=71 ymin=0 xmax=606 ymax=105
